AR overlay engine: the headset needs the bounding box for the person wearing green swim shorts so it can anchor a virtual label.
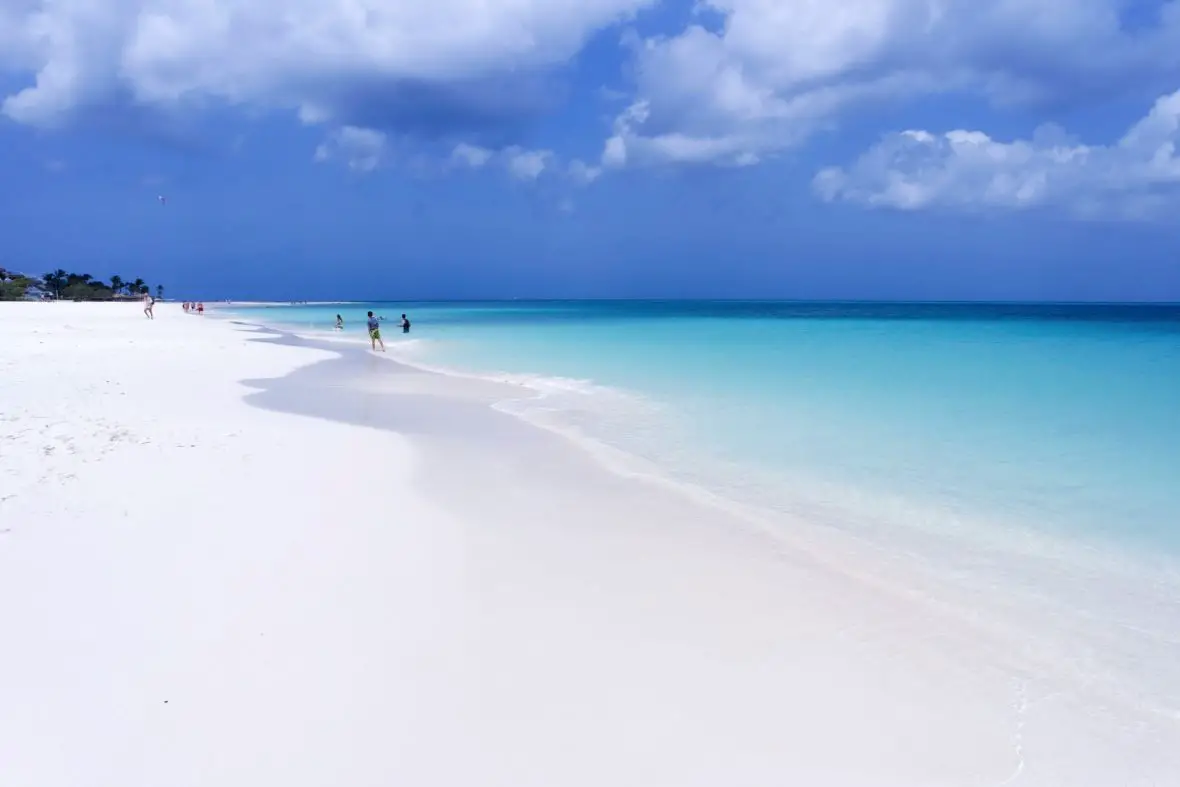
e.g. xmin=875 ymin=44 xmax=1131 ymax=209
xmin=366 ymin=311 xmax=385 ymax=352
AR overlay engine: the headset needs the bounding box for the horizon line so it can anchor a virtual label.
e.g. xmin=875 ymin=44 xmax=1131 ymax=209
xmin=212 ymin=298 xmax=1180 ymax=307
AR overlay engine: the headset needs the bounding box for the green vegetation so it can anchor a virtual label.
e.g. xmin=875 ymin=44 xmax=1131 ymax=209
xmin=0 ymin=267 xmax=163 ymax=302
xmin=0 ymin=268 xmax=40 ymax=301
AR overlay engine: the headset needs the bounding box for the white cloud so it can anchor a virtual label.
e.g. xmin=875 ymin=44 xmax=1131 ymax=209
xmin=504 ymin=146 xmax=552 ymax=180
xmin=602 ymin=134 xmax=628 ymax=168
xmin=449 ymin=142 xmax=561 ymax=182
xmin=314 ymin=125 xmax=388 ymax=172
xmin=450 ymin=142 xmax=494 ymax=168
xmin=814 ymin=89 xmax=1180 ymax=220
xmin=10 ymin=0 xmax=1180 ymax=191
xmin=0 ymin=0 xmax=654 ymax=128
xmin=567 ymin=159 xmax=602 ymax=184
xmin=608 ymin=0 xmax=1180 ymax=167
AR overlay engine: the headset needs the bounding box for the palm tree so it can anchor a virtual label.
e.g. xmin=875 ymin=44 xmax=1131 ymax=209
xmin=42 ymin=269 xmax=67 ymax=299
xmin=110 ymin=275 xmax=125 ymax=295
xmin=155 ymin=284 xmax=164 ymax=301
xmin=131 ymin=278 xmax=147 ymax=295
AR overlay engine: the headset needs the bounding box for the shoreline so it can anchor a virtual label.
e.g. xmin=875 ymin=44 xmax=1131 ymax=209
xmin=3 ymin=302 xmax=1179 ymax=785
xmin=229 ymin=308 xmax=1180 ymax=578
xmin=238 ymin=313 xmax=1180 ymax=777
xmin=233 ymin=309 xmax=1180 ymax=718
xmin=229 ymin=309 xmax=1180 ymax=749
xmin=250 ymin=316 xmax=1180 ymax=687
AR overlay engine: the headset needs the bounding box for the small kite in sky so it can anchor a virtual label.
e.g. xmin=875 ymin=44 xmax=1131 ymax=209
xmin=158 ymin=195 xmax=167 ymax=206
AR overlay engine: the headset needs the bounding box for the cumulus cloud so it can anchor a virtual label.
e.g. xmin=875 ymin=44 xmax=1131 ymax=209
xmin=0 ymin=0 xmax=654 ymax=130
xmin=567 ymin=159 xmax=602 ymax=184
xmin=606 ymin=0 xmax=1180 ymax=167
xmin=503 ymin=146 xmax=552 ymax=180
xmin=450 ymin=142 xmax=494 ymax=169
xmin=449 ymin=142 xmax=562 ymax=181
xmin=314 ymin=126 xmax=388 ymax=172
xmin=814 ymin=89 xmax=1180 ymax=219
xmin=448 ymin=142 xmax=602 ymax=184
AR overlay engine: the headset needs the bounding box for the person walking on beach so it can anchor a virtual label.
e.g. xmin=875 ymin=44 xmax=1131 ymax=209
xmin=367 ymin=311 xmax=385 ymax=352
xmin=197 ymin=302 xmax=204 ymax=315
xmin=401 ymin=313 xmax=411 ymax=334
xmin=143 ymin=293 xmax=155 ymax=320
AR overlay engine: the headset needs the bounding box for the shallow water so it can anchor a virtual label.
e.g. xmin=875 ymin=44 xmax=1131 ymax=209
xmin=230 ymin=300 xmax=1180 ymax=560
xmin=227 ymin=301 xmax=1180 ymax=731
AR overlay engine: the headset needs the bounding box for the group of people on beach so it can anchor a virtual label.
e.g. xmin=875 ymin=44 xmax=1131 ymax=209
xmin=141 ymin=297 xmax=205 ymax=320
xmin=334 ymin=311 xmax=410 ymax=352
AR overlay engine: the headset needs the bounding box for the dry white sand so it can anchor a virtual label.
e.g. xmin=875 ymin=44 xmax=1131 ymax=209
xmin=2 ymin=302 xmax=1178 ymax=786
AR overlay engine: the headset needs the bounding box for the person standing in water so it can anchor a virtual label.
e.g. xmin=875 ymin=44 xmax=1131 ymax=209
xmin=401 ymin=313 xmax=411 ymax=334
xmin=367 ymin=311 xmax=385 ymax=352
xmin=335 ymin=314 xmax=344 ymax=331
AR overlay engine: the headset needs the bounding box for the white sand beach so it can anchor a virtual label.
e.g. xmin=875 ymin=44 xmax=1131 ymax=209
xmin=2 ymin=302 xmax=1178 ymax=787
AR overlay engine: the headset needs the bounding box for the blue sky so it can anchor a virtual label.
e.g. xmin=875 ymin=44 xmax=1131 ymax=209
xmin=2 ymin=0 xmax=1180 ymax=301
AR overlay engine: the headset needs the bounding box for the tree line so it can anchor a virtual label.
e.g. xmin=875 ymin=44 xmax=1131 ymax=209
xmin=0 ymin=268 xmax=165 ymax=302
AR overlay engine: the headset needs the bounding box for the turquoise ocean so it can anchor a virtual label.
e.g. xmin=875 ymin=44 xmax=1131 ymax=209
xmin=230 ymin=301 xmax=1180 ymax=571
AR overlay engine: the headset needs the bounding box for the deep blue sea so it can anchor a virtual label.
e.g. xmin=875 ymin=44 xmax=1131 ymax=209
xmin=229 ymin=301 xmax=1180 ymax=563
